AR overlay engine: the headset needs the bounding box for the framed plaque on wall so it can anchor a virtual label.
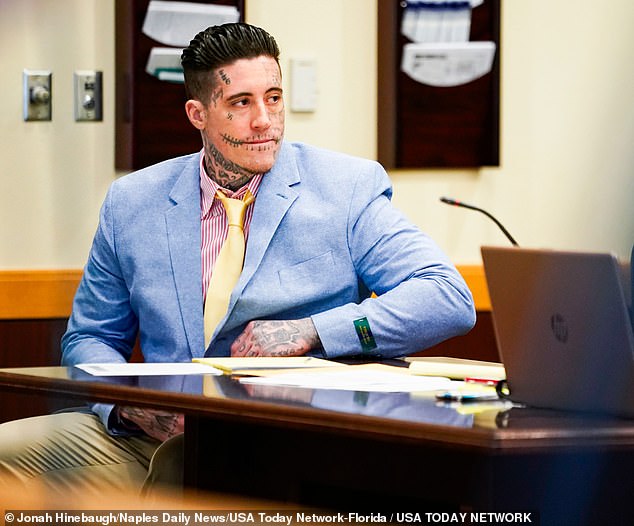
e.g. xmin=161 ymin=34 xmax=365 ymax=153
xmin=378 ymin=0 xmax=501 ymax=169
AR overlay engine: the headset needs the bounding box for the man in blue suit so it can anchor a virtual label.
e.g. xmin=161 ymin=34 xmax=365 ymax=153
xmin=0 ymin=23 xmax=475 ymax=496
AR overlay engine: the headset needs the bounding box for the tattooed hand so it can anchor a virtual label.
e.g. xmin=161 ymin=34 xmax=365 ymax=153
xmin=231 ymin=318 xmax=321 ymax=357
xmin=118 ymin=406 xmax=184 ymax=442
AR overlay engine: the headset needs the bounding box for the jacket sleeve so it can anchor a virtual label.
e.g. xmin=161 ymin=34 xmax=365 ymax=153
xmin=60 ymin=185 xmax=140 ymax=433
xmin=311 ymin=162 xmax=476 ymax=359
xmin=61 ymin=184 xmax=138 ymax=367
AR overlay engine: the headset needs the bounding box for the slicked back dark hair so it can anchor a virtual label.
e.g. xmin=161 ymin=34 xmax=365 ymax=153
xmin=181 ymin=23 xmax=281 ymax=104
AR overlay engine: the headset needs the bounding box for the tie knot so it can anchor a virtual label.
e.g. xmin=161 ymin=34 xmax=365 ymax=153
xmin=216 ymin=189 xmax=255 ymax=228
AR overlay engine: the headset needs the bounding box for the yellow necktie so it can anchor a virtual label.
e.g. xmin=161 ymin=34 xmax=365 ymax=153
xmin=204 ymin=189 xmax=255 ymax=349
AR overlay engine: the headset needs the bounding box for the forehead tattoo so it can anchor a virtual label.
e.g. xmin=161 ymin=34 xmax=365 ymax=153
xmin=218 ymin=69 xmax=231 ymax=85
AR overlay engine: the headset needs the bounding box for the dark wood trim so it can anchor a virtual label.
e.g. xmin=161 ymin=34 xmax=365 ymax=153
xmin=377 ymin=0 xmax=398 ymax=168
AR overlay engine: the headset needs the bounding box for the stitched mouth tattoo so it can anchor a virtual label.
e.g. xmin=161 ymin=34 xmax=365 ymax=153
xmin=221 ymin=134 xmax=280 ymax=150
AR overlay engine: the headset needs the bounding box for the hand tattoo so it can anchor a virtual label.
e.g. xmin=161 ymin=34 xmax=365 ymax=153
xmin=118 ymin=406 xmax=184 ymax=442
xmin=231 ymin=318 xmax=321 ymax=357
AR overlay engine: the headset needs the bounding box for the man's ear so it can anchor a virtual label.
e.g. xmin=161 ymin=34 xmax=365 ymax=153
xmin=185 ymin=99 xmax=207 ymax=130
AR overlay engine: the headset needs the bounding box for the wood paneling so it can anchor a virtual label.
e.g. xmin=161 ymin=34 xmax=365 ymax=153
xmin=0 ymin=318 xmax=77 ymax=422
xmin=458 ymin=264 xmax=491 ymax=311
xmin=0 ymin=267 xmax=490 ymax=319
xmin=0 ymin=270 xmax=81 ymax=319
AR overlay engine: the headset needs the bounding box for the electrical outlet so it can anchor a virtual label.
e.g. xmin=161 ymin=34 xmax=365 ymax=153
xmin=23 ymin=70 xmax=52 ymax=121
xmin=74 ymin=70 xmax=103 ymax=121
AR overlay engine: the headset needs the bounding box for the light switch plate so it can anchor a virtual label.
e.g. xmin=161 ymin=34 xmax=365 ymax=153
xmin=23 ymin=70 xmax=52 ymax=121
xmin=290 ymin=58 xmax=317 ymax=113
xmin=74 ymin=70 xmax=103 ymax=121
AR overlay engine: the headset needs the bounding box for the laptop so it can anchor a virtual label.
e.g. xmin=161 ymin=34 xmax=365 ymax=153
xmin=481 ymin=246 xmax=634 ymax=418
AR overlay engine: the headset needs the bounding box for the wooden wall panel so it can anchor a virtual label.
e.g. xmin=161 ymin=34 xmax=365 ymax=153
xmin=0 ymin=270 xmax=81 ymax=319
xmin=0 ymin=267 xmax=491 ymax=319
xmin=0 ymin=318 xmax=79 ymax=423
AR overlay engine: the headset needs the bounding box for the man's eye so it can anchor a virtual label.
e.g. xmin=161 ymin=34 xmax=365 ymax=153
xmin=268 ymin=95 xmax=281 ymax=104
xmin=232 ymin=98 xmax=249 ymax=107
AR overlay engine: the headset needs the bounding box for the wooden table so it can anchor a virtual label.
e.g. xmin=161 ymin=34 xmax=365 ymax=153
xmin=1 ymin=366 xmax=634 ymax=526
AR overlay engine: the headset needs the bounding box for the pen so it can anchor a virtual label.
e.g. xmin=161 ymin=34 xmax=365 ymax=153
xmin=435 ymin=391 xmax=500 ymax=402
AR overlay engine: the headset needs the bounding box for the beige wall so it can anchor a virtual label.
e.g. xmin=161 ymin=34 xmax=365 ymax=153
xmin=1 ymin=0 xmax=633 ymax=270
xmin=0 ymin=0 xmax=115 ymax=269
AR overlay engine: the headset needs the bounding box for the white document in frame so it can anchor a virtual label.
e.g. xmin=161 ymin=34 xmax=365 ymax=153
xmin=401 ymin=41 xmax=496 ymax=87
xmin=142 ymin=1 xmax=240 ymax=47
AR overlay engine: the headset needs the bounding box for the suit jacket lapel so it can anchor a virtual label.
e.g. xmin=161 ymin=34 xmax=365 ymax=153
xmin=165 ymin=158 xmax=205 ymax=358
xmin=230 ymin=145 xmax=300 ymax=311
xmin=166 ymin=144 xmax=300 ymax=347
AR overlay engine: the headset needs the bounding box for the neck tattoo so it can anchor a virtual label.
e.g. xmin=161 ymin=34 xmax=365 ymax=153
xmin=204 ymin=141 xmax=256 ymax=191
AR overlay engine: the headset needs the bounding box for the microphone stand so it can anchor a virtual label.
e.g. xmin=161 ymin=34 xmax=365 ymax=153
xmin=440 ymin=197 xmax=519 ymax=247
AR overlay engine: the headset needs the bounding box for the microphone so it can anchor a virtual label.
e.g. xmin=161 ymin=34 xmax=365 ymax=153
xmin=440 ymin=197 xmax=519 ymax=247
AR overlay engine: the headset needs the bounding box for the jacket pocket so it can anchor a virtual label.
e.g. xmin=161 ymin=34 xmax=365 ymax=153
xmin=277 ymin=251 xmax=335 ymax=286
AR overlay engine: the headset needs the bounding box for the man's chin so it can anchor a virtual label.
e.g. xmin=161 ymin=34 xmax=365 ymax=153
xmin=244 ymin=155 xmax=278 ymax=175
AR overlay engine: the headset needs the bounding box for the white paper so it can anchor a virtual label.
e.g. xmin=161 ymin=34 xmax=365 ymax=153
xmin=401 ymin=41 xmax=496 ymax=87
xmin=239 ymin=369 xmax=453 ymax=393
xmin=402 ymin=0 xmax=473 ymax=44
xmin=145 ymin=47 xmax=185 ymax=82
xmin=76 ymin=362 xmax=222 ymax=377
xmin=142 ymin=1 xmax=240 ymax=47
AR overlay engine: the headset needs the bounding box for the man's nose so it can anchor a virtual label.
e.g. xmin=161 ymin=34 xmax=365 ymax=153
xmin=251 ymin=102 xmax=271 ymax=129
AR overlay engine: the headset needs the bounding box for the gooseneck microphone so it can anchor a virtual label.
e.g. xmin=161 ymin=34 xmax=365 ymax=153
xmin=440 ymin=197 xmax=519 ymax=247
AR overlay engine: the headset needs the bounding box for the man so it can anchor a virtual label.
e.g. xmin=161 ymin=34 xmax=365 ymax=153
xmin=0 ymin=23 xmax=475 ymax=495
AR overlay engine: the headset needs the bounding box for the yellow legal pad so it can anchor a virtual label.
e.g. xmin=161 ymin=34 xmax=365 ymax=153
xmin=405 ymin=356 xmax=506 ymax=381
xmin=193 ymin=356 xmax=343 ymax=374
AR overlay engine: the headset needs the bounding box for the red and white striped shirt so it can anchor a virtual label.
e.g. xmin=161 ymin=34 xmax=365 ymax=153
xmin=199 ymin=151 xmax=263 ymax=300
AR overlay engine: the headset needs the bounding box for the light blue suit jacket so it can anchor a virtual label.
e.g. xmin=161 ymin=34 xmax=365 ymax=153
xmin=62 ymin=142 xmax=475 ymax=368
